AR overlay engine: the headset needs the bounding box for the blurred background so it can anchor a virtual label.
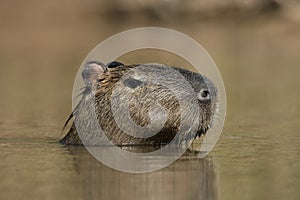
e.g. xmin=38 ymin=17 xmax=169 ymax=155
xmin=0 ymin=0 xmax=299 ymax=200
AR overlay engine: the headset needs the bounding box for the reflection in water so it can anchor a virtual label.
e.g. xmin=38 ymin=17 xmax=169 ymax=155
xmin=67 ymin=147 xmax=218 ymax=200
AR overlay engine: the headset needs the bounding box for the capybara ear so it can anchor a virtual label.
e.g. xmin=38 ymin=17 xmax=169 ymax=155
xmin=107 ymin=61 xmax=124 ymax=68
xmin=82 ymin=61 xmax=107 ymax=85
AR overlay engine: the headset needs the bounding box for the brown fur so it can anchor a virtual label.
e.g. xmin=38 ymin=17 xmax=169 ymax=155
xmin=60 ymin=62 xmax=218 ymax=147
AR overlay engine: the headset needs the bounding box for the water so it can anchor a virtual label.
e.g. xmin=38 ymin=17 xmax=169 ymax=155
xmin=0 ymin=3 xmax=300 ymax=200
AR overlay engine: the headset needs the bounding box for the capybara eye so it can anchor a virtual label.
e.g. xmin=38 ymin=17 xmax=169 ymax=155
xmin=123 ymin=78 xmax=144 ymax=89
xmin=199 ymin=89 xmax=210 ymax=100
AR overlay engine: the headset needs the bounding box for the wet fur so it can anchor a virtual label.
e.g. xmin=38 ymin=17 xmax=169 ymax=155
xmin=60 ymin=63 xmax=218 ymax=146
